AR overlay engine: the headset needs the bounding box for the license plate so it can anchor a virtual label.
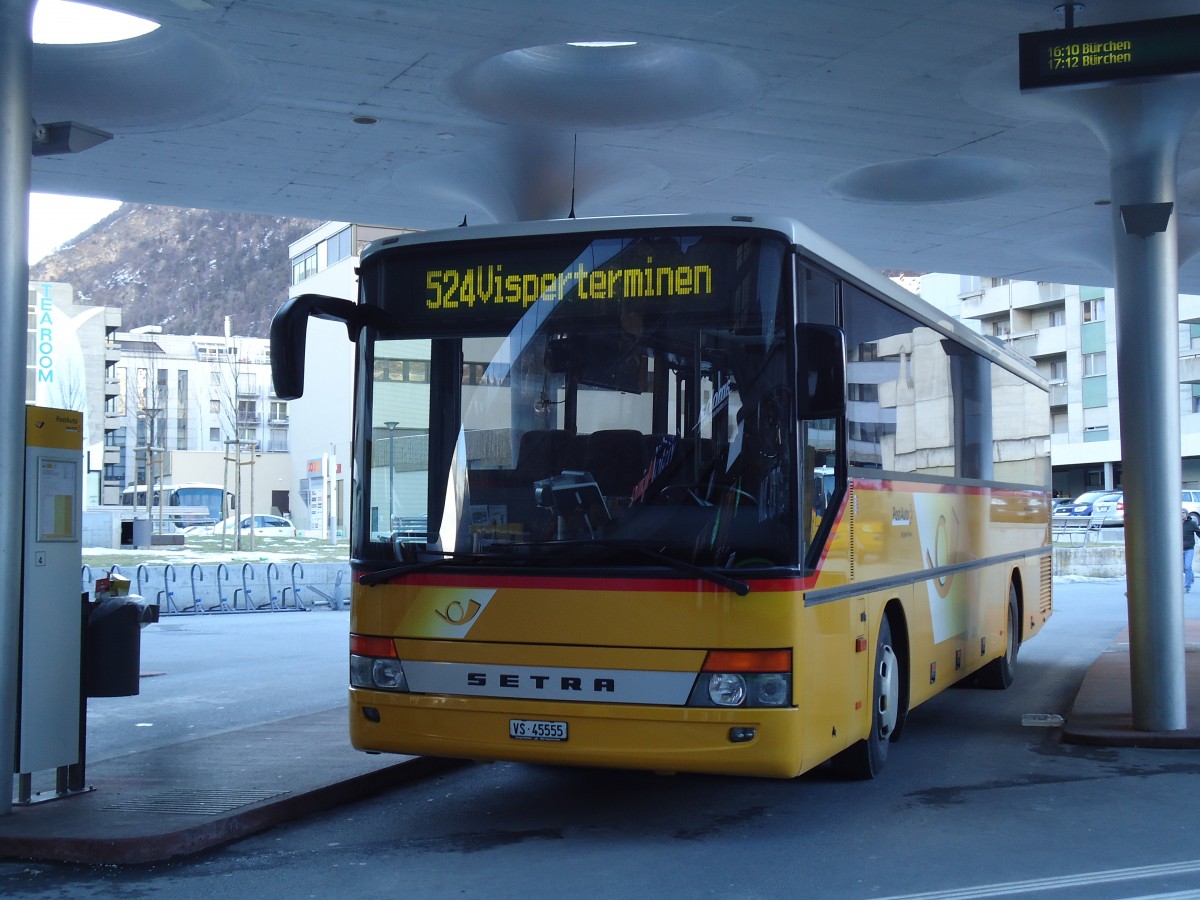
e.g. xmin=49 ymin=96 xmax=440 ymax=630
xmin=509 ymin=719 xmax=568 ymax=741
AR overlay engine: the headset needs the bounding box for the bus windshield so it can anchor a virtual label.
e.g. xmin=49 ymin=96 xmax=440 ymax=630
xmin=362 ymin=229 xmax=799 ymax=571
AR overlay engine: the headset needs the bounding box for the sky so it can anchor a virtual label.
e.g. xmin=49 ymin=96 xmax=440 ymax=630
xmin=28 ymin=1 xmax=158 ymax=264
xmin=29 ymin=193 xmax=122 ymax=265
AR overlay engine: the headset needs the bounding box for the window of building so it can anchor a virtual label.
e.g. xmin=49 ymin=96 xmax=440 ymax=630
xmin=116 ymin=367 xmax=127 ymax=415
xmin=374 ymin=358 xmax=431 ymax=383
xmin=326 ymin=226 xmax=352 ymax=265
xmin=1052 ymin=412 xmax=1068 ymax=434
xmin=1083 ymin=352 xmax=1106 ymax=376
xmin=291 ymin=247 xmax=317 ymax=285
xmin=1049 ymin=308 xmax=1066 ymax=327
xmin=1049 ymin=359 xmax=1067 ymax=382
xmin=209 ymin=427 xmax=221 ymax=443
xmin=270 ymin=400 xmax=288 ymax=422
xmin=237 ymin=399 xmax=258 ymax=425
xmin=195 ymin=342 xmax=228 ymax=361
xmin=1082 ymin=298 xmax=1105 ymax=322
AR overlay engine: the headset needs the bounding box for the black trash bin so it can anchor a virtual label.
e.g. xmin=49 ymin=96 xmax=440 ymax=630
xmin=85 ymin=598 xmax=142 ymax=697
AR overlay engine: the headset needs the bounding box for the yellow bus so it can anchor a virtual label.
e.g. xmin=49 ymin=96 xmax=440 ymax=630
xmin=271 ymin=214 xmax=1052 ymax=779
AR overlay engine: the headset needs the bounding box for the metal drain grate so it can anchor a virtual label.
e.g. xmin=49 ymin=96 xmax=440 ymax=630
xmin=101 ymin=788 xmax=290 ymax=816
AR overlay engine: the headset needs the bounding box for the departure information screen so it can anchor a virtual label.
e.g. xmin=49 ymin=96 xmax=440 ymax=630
xmin=1019 ymin=14 xmax=1200 ymax=91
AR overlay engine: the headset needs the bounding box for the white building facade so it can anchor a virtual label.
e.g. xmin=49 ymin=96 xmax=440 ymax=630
xmin=920 ymin=274 xmax=1200 ymax=498
xmin=107 ymin=327 xmax=292 ymax=518
xmin=285 ymin=222 xmax=411 ymax=533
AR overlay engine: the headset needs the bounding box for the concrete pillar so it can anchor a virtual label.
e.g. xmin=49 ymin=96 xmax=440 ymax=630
xmin=0 ymin=0 xmax=36 ymax=815
xmin=1065 ymin=81 xmax=1200 ymax=731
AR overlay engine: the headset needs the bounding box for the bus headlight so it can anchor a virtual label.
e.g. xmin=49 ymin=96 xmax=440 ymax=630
xmin=751 ymin=673 xmax=789 ymax=706
xmin=708 ymin=673 xmax=746 ymax=706
xmin=687 ymin=649 xmax=793 ymax=708
xmin=350 ymin=634 xmax=409 ymax=692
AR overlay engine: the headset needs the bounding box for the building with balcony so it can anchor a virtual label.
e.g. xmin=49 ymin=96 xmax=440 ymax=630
xmin=919 ymin=274 xmax=1200 ymax=498
xmin=109 ymin=326 xmax=293 ymax=518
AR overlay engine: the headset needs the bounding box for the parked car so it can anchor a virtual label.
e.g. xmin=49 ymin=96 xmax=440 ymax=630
xmin=1052 ymin=490 xmax=1121 ymax=523
xmin=1091 ymin=491 xmax=1124 ymax=527
xmin=186 ymin=514 xmax=297 ymax=537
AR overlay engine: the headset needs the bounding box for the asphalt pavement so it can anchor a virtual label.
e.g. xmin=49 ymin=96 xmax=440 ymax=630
xmin=1 ymin=581 xmax=1198 ymax=866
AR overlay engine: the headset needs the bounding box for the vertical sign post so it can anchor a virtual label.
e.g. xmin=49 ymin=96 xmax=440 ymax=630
xmin=15 ymin=406 xmax=84 ymax=803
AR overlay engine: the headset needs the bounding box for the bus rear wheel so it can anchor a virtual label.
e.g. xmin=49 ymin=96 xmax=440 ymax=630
xmin=974 ymin=584 xmax=1019 ymax=690
xmin=832 ymin=615 xmax=899 ymax=780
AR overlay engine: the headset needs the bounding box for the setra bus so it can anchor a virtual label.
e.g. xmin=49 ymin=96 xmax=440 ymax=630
xmin=271 ymin=214 xmax=1052 ymax=779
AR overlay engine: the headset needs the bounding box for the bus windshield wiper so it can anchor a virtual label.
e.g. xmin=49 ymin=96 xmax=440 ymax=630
xmin=359 ymin=554 xmax=459 ymax=586
xmin=360 ymin=546 xmax=551 ymax=585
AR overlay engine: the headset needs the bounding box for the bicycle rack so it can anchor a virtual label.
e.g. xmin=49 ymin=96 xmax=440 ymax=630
xmin=265 ymin=564 xmax=283 ymax=614
xmin=281 ymin=562 xmax=307 ymax=610
xmin=188 ymin=564 xmax=206 ymax=613
xmin=215 ymin=563 xmax=233 ymax=612
xmin=234 ymin=562 xmax=255 ymax=611
xmin=304 ymin=568 xmax=344 ymax=611
xmin=157 ymin=564 xmax=179 ymax=614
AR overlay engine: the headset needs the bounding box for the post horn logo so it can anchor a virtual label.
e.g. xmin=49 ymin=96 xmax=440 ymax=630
xmin=435 ymin=598 xmax=482 ymax=626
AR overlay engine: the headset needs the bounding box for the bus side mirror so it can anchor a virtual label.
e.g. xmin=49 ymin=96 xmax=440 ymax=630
xmin=795 ymin=323 xmax=847 ymax=420
xmin=269 ymin=293 xmax=370 ymax=400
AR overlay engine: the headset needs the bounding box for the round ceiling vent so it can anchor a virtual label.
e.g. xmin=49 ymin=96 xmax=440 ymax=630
xmin=829 ymin=157 xmax=1033 ymax=203
xmin=452 ymin=41 xmax=757 ymax=128
xmin=32 ymin=25 xmax=264 ymax=133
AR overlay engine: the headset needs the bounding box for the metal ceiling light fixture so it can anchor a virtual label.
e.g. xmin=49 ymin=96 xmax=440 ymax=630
xmin=31 ymin=119 xmax=111 ymax=157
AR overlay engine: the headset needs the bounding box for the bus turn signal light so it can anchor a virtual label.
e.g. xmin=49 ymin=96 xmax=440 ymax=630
xmin=701 ymin=649 xmax=791 ymax=673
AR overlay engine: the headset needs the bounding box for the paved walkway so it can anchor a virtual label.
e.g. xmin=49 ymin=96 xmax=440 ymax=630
xmin=2 ymin=623 xmax=1198 ymax=865
xmin=0 ymin=708 xmax=461 ymax=865
xmin=1061 ymin=619 xmax=1200 ymax=748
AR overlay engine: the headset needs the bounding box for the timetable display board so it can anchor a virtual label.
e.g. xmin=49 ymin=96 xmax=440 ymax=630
xmin=1019 ymin=14 xmax=1200 ymax=91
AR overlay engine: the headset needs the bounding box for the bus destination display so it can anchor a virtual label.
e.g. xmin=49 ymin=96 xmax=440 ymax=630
xmin=1019 ymin=14 xmax=1200 ymax=91
xmin=425 ymin=257 xmax=715 ymax=311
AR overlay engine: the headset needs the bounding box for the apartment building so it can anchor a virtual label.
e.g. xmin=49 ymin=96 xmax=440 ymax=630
xmin=109 ymin=326 xmax=292 ymax=516
xmin=921 ymin=274 xmax=1200 ymax=498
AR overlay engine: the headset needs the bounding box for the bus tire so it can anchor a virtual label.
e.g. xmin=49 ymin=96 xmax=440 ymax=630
xmin=975 ymin=584 xmax=1019 ymax=690
xmin=832 ymin=615 xmax=899 ymax=780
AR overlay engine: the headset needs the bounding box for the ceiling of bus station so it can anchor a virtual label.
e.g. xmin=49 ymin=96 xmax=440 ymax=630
xmin=27 ymin=0 xmax=1200 ymax=290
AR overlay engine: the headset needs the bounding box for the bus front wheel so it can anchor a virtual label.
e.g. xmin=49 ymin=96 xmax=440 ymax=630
xmin=832 ymin=615 xmax=899 ymax=780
